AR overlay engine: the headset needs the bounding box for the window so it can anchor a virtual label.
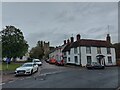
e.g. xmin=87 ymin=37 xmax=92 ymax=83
xmin=64 ymin=52 xmax=66 ymax=56
xmin=86 ymin=47 xmax=91 ymax=54
xmin=97 ymin=47 xmax=101 ymax=54
xmin=74 ymin=56 xmax=78 ymax=63
xmin=107 ymin=48 xmax=111 ymax=54
xmin=74 ymin=48 xmax=78 ymax=54
xmin=108 ymin=56 xmax=112 ymax=63
xmin=68 ymin=50 xmax=70 ymax=55
xmin=68 ymin=57 xmax=70 ymax=62
xmin=87 ymin=56 xmax=92 ymax=64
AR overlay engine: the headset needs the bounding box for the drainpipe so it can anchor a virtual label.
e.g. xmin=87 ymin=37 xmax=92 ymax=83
xmin=79 ymin=47 xmax=82 ymax=66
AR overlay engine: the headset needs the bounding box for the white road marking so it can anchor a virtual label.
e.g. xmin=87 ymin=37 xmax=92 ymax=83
xmin=25 ymin=77 xmax=31 ymax=79
xmin=8 ymin=80 xmax=14 ymax=83
xmin=0 ymin=83 xmax=5 ymax=85
xmin=20 ymin=78 xmax=24 ymax=80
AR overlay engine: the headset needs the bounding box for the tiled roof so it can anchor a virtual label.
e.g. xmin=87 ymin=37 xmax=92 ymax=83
xmin=62 ymin=39 xmax=113 ymax=52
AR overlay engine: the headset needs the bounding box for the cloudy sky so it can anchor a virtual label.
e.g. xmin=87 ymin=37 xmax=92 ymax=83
xmin=2 ymin=2 xmax=118 ymax=49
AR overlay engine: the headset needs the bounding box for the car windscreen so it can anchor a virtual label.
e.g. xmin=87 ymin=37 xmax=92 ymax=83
xmin=34 ymin=61 xmax=40 ymax=62
xmin=22 ymin=64 xmax=33 ymax=67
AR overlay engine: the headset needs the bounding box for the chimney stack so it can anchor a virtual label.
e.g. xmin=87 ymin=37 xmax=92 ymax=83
xmin=71 ymin=37 xmax=74 ymax=43
xmin=106 ymin=34 xmax=111 ymax=43
xmin=64 ymin=40 xmax=66 ymax=45
xmin=67 ymin=39 xmax=70 ymax=44
xmin=76 ymin=34 xmax=81 ymax=41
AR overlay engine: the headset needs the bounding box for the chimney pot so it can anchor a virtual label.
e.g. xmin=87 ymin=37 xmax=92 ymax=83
xmin=106 ymin=34 xmax=111 ymax=43
xmin=76 ymin=34 xmax=81 ymax=41
xmin=71 ymin=37 xmax=74 ymax=43
xmin=67 ymin=39 xmax=70 ymax=44
xmin=64 ymin=40 xmax=66 ymax=45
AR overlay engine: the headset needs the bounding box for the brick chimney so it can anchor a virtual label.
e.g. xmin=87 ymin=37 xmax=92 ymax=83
xmin=67 ymin=39 xmax=70 ymax=44
xmin=71 ymin=37 xmax=74 ymax=43
xmin=106 ymin=34 xmax=111 ymax=43
xmin=76 ymin=34 xmax=81 ymax=41
xmin=64 ymin=40 xmax=66 ymax=45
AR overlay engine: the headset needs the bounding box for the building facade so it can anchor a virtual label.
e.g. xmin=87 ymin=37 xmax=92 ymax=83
xmin=49 ymin=42 xmax=66 ymax=62
xmin=62 ymin=34 xmax=116 ymax=66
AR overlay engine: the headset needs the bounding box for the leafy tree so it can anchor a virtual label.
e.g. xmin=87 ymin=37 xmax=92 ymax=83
xmin=1 ymin=26 xmax=29 ymax=60
xmin=29 ymin=41 xmax=44 ymax=59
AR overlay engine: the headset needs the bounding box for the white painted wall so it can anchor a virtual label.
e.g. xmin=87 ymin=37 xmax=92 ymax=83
xmin=66 ymin=46 xmax=116 ymax=66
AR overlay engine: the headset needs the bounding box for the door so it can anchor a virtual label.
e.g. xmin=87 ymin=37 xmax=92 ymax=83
xmin=87 ymin=56 xmax=92 ymax=64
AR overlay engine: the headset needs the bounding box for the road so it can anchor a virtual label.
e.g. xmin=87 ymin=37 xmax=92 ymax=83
xmin=2 ymin=61 xmax=119 ymax=89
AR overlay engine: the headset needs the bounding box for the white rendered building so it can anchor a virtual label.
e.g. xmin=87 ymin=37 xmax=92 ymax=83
xmin=62 ymin=34 xmax=116 ymax=66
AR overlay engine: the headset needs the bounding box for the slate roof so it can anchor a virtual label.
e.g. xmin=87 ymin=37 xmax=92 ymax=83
xmin=62 ymin=39 xmax=113 ymax=52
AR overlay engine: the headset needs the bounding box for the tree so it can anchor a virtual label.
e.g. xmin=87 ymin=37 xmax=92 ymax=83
xmin=29 ymin=41 xmax=44 ymax=59
xmin=1 ymin=26 xmax=29 ymax=60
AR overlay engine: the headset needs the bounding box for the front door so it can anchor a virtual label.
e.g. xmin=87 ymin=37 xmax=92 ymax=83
xmin=87 ymin=56 xmax=92 ymax=64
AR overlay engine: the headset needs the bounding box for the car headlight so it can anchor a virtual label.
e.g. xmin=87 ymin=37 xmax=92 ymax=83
xmin=15 ymin=68 xmax=18 ymax=72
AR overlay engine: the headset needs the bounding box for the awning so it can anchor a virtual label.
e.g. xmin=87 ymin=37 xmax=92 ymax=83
xmin=96 ymin=55 xmax=105 ymax=59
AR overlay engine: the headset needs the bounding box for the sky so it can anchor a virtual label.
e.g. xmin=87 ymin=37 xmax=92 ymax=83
xmin=2 ymin=2 xmax=118 ymax=49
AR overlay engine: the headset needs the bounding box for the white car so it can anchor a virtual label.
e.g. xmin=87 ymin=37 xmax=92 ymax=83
xmin=15 ymin=62 xmax=38 ymax=76
xmin=33 ymin=59 xmax=42 ymax=66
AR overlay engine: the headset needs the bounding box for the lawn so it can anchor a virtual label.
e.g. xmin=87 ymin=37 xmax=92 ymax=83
xmin=0 ymin=62 xmax=23 ymax=71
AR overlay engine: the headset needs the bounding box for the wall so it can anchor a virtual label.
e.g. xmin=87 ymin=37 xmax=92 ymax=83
xmin=66 ymin=46 xmax=116 ymax=66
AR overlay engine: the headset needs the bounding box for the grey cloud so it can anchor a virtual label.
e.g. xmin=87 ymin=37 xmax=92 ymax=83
xmin=2 ymin=2 xmax=118 ymax=49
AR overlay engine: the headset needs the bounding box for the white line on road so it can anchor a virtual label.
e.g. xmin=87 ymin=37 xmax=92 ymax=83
xmin=25 ymin=77 xmax=31 ymax=79
xmin=8 ymin=81 xmax=14 ymax=83
xmin=0 ymin=83 xmax=5 ymax=85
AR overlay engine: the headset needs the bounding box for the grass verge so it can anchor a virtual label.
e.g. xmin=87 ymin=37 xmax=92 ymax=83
xmin=0 ymin=62 xmax=22 ymax=71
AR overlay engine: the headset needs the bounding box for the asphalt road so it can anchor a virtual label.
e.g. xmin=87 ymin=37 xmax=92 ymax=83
xmin=2 ymin=65 xmax=119 ymax=89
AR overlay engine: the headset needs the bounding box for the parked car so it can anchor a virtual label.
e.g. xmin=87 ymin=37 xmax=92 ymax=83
xmin=55 ymin=59 xmax=65 ymax=66
xmin=33 ymin=59 xmax=42 ymax=66
xmin=86 ymin=62 xmax=105 ymax=69
xmin=49 ymin=59 xmax=56 ymax=64
xmin=45 ymin=59 xmax=50 ymax=63
xmin=15 ymin=62 xmax=38 ymax=76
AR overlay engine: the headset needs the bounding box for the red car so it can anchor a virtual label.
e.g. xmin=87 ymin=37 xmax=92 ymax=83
xmin=49 ymin=59 xmax=56 ymax=64
xmin=55 ymin=59 xmax=65 ymax=66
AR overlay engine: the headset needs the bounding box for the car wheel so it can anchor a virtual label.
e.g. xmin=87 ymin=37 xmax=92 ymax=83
xmin=36 ymin=68 xmax=38 ymax=72
xmin=30 ymin=69 xmax=33 ymax=75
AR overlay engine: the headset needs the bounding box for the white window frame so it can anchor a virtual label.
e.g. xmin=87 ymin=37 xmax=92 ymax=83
xmin=108 ymin=56 xmax=112 ymax=63
xmin=97 ymin=47 xmax=101 ymax=54
xmin=86 ymin=47 xmax=91 ymax=54
xmin=74 ymin=47 xmax=78 ymax=54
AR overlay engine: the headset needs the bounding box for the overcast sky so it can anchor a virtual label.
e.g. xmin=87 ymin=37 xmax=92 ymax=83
xmin=2 ymin=2 xmax=118 ymax=49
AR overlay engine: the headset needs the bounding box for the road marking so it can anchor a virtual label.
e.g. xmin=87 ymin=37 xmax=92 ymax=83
xmin=0 ymin=83 xmax=5 ymax=85
xmin=20 ymin=78 xmax=24 ymax=80
xmin=25 ymin=77 xmax=31 ymax=79
xmin=8 ymin=81 xmax=14 ymax=83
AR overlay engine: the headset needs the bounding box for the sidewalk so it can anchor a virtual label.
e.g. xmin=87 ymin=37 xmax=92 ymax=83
xmin=2 ymin=70 xmax=14 ymax=75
